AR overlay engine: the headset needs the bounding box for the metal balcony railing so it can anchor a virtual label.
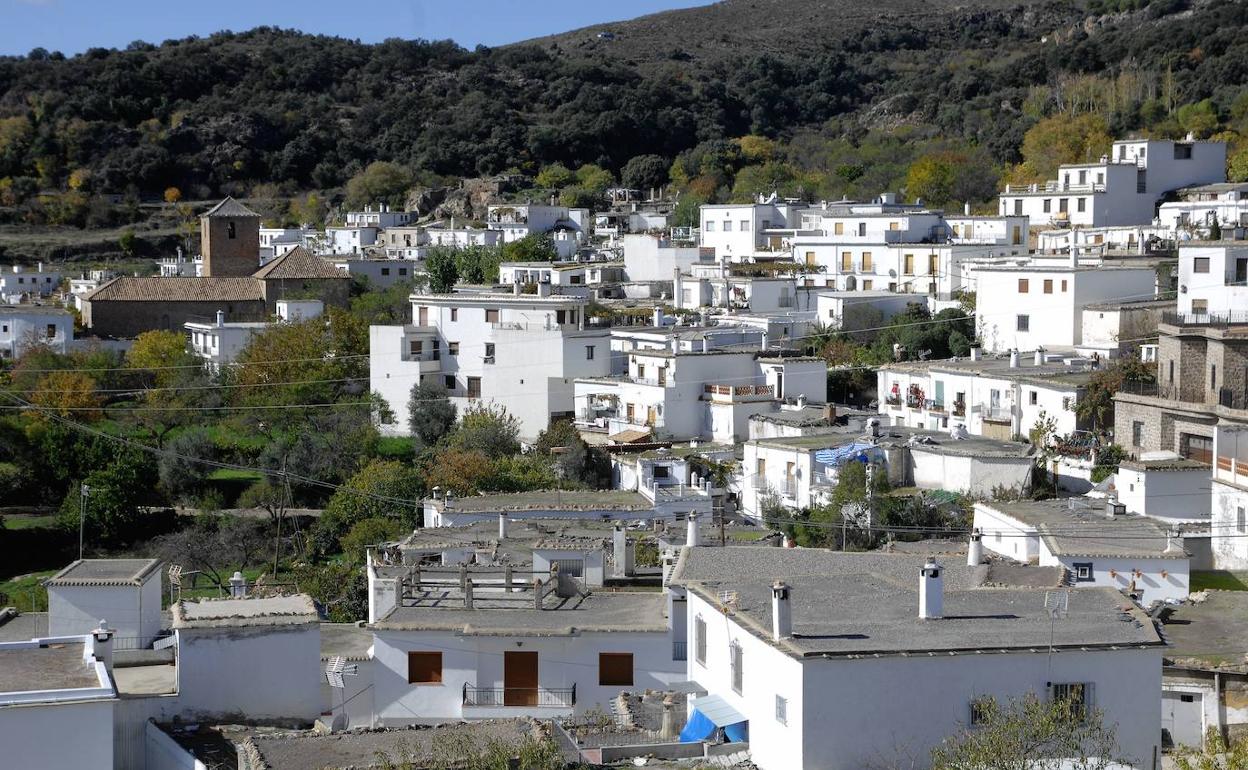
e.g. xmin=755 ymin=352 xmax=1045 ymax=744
xmin=1162 ymin=310 xmax=1248 ymax=328
xmin=463 ymin=684 xmax=576 ymax=708
xmin=673 ymin=641 xmax=687 ymax=661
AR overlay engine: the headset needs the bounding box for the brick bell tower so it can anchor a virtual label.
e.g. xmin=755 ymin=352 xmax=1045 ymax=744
xmin=200 ymin=197 xmax=261 ymax=277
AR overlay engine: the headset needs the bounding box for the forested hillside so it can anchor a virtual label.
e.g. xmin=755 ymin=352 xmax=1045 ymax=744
xmin=1 ymin=0 xmax=1247 ymax=225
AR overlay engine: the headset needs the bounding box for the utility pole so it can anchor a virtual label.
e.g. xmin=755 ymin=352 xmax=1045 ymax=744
xmin=78 ymin=483 xmax=91 ymax=561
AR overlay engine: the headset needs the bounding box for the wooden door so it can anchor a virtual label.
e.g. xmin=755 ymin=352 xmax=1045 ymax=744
xmin=417 ymin=306 xmax=428 ymax=325
xmin=504 ymin=651 xmax=538 ymax=706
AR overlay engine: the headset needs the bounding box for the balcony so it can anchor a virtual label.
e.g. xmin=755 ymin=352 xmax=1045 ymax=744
xmin=1003 ymin=182 xmax=1107 ymax=194
xmin=781 ymin=480 xmax=797 ymax=500
xmin=952 ymin=401 xmax=966 ymax=418
xmin=463 ymin=684 xmax=575 ymax=709
xmin=885 ymin=394 xmax=902 ymax=408
xmin=981 ymin=406 xmax=1013 ymax=423
xmin=927 ymin=399 xmax=947 ymax=414
xmin=1162 ymin=310 xmax=1248 ymax=328
xmin=704 ymin=384 xmax=775 ymax=403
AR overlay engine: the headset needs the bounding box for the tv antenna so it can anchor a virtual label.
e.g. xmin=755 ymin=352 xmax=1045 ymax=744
xmin=1043 ymin=590 xmax=1069 ymax=685
xmin=324 ymin=656 xmax=360 ymax=731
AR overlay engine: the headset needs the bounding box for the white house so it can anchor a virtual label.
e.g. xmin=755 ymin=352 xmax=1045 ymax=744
xmin=332 ymin=258 xmax=421 ymax=288
xmin=670 ymin=547 xmax=1164 ymax=770
xmin=1115 ymin=455 xmax=1211 ymax=524
xmin=497 ymin=261 xmax=625 ymax=293
xmin=0 ymin=305 xmax=72 ymax=358
xmin=973 ymin=497 xmax=1190 ymax=603
xmin=159 ymin=249 xmax=202 ymax=277
xmin=186 ymin=300 xmax=323 ymax=370
xmin=1078 ymin=298 xmax=1172 ymax=359
xmin=698 ymin=197 xmax=805 ymax=259
xmin=45 ymin=559 xmax=164 ymax=644
xmin=171 ymin=594 xmax=322 ymax=723
xmin=346 ymin=204 xmax=413 ymax=229
xmin=487 ymin=204 xmax=585 ymax=259
xmin=0 ymin=263 xmax=61 ymax=302
xmin=68 ymin=270 xmax=119 ymax=311
xmin=367 ymin=568 xmax=683 ymax=724
xmin=1211 ymin=425 xmax=1248 ymax=570
xmin=622 ymin=233 xmax=714 ymax=282
xmin=814 ymin=290 xmax=916 ymax=333
xmin=1036 ymin=225 xmax=1170 ymax=258
xmin=973 ymin=263 xmax=1157 ymax=353
xmin=740 ymin=426 xmax=1034 ymax=519
xmin=573 ymin=345 xmax=825 ymax=444
xmin=259 ymin=227 xmax=314 ymax=261
xmin=370 ymin=290 xmax=611 ymax=439
xmin=1159 ymin=182 xmax=1248 ymax=235
xmin=999 ymin=137 xmax=1227 ymax=228
xmin=317 ymin=225 xmax=380 ymax=256
xmin=1176 ymin=241 xmax=1248 ymax=317
xmin=878 ymin=351 xmax=1092 ymax=440
xmin=0 ymin=631 xmax=117 ymax=769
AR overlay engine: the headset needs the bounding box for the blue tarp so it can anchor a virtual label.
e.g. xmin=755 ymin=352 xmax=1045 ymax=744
xmin=813 ymin=441 xmax=875 ymax=466
xmin=679 ymin=708 xmax=717 ymax=743
xmin=723 ymin=720 xmax=749 ymax=743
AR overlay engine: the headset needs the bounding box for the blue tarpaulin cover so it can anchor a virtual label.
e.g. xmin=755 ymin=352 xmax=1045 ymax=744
xmin=813 ymin=441 xmax=876 ymax=466
xmin=678 ymin=708 xmax=717 ymax=743
xmin=679 ymin=695 xmax=749 ymax=743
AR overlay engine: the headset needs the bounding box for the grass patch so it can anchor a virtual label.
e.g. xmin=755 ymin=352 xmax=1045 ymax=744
xmin=3 ymin=515 xmax=59 ymax=530
xmin=207 ymin=468 xmax=264 ymax=482
xmin=728 ymin=529 xmax=770 ymax=541
xmin=1191 ymin=571 xmax=1248 ymax=592
xmin=0 ymin=571 xmax=56 ymax=611
xmin=376 ymin=436 xmax=416 ymax=461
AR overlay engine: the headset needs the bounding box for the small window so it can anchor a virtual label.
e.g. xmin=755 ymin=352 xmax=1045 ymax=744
xmin=739 ymin=220 xmax=750 ymax=231
xmin=448 ymin=342 xmax=460 ymax=356
xmin=1029 ymin=391 xmax=1038 ymax=405
xmin=730 ymin=641 xmax=743 ymax=694
xmin=1061 ymin=280 xmax=1068 ymax=292
xmin=45 ymin=324 xmax=56 ymax=339
xmin=1073 ymin=562 xmax=1094 ymax=582
xmin=1194 ymin=258 xmax=1210 ymax=274
xmin=1180 ymin=694 xmax=1195 ymax=703
xmin=970 ymin=697 xmax=994 ymax=726
xmin=1043 ymin=199 xmax=1051 ymax=213
xmin=450 ymin=308 xmax=459 ymax=321
xmin=586 ymin=345 xmax=595 ymax=360
xmin=409 ymin=340 xmax=423 ymax=357
xmin=485 ymin=308 xmax=499 ymax=323
xmin=694 ymin=615 xmax=707 ymax=665
xmin=1017 ymin=315 xmax=1030 ymax=332
xmin=399 ymin=268 xmax=408 ymax=276
xmin=484 ymin=342 xmax=495 ymax=360
xmin=704 ymin=221 xmax=715 ymax=232
xmin=599 ymin=653 xmax=634 ymax=686
xmin=1018 ymin=279 xmax=1029 ymax=293
xmin=775 ymin=695 xmax=788 ymax=725
xmin=466 ymin=376 xmax=481 ymax=399
xmin=443 ymin=375 xmax=455 ymax=390
xmin=227 ymin=221 xmax=236 ymax=239
xmin=1051 ymin=683 xmax=1091 ymax=721
xmin=407 ymin=652 xmax=443 ymax=684
xmin=381 ymin=267 xmax=390 ymax=276
xmin=1077 ymin=198 xmax=1086 ymax=213
xmin=1132 ymin=420 xmax=1143 ymax=447
xmin=1043 ymin=279 xmax=1053 ymax=294
xmin=1238 ymin=506 xmax=1246 ymax=534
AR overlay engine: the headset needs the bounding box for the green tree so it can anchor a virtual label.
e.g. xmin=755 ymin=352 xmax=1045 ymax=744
xmin=424 ymin=246 xmax=459 ymax=293
xmin=534 ymin=162 xmax=575 ymax=189
xmin=621 ymin=154 xmax=669 ymax=191
xmin=339 ymin=516 xmax=407 ymax=564
xmin=345 ymin=161 xmax=411 ymax=208
xmin=118 ymin=229 xmax=138 ymax=257
xmin=1013 ymin=114 xmax=1112 ymax=183
xmin=157 ymin=428 xmax=216 ymax=504
xmin=408 ymin=380 xmax=457 ymax=448
xmin=317 ymin=459 xmax=424 ymax=553
xmin=500 ymin=234 xmax=557 ymax=263
xmin=292 ymin=562 xmax=368 ymax=623
xmin=1076 ymin=357 xmax=1155 ymax=433
xmin=532 ymin=419 xmax=610 ymax=487
xmin=930 ymin=694 xmax=1125 ymax=770
xmin=906 ymin=154 xmax=958 ymax=206
xmin=230 ymin=308 xmax=367 ymax=407
xmin=574 ymin=163 xmax=614 ymax=193
xmin=126 ymin=329 xmax=198 ymax=388
xmin=58 ymin=450 xmax=155 ymax=549
xmin=1176 ymin=99 xmax=1219 ymax=139
xmin=1172 ymin=727 xmax=1248 ymax=770
xmin=448 ymin=402 xmax=520 ymax=459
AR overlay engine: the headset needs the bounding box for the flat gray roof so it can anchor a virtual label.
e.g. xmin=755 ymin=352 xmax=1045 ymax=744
xmin=0 ymin=641 xmax=101 ymax=693
xmin=1162 ymin=590 xmax=1248 ymax=671
xmin=320 ymin=623 xmax=373 ymax=662
xmin=432 ymin=490 xmax=652 ymax=513
xmin=372 ymin=589 xmax=667 ymax=635
xmin=47 ymin=559 xmax=162 ymax=587
xmin=172 ymin=595 xmax=318 ymax=629
xmin=753 ymin=426 xmax=1034 ymax=459
xmin=882 ymin=354 xmax=1096 ymax=388
xmin=983 ymin=499 xmax=1188 ymax=560
xmin=672 ymin=548 xmax=1162 ymax=658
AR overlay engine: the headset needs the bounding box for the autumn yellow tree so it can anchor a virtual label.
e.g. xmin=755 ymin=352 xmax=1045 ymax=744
xmin=29 ymin=371 xmax=103 ymax=421
xmin=163 ymin=186 xmax=182 ymax=204
xmin=1010 ymin=114 xmax=1112 ymax=184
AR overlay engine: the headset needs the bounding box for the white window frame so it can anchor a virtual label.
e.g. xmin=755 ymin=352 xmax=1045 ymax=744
xmin=775 ymin=694 xmax=787 ymax=725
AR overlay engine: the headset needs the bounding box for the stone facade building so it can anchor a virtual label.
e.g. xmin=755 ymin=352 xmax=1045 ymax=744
xmin=81 ymin=200 xmax=349 ymax=338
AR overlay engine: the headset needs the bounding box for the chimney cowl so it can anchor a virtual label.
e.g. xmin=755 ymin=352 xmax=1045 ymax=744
xmin=919 ymin=559 xmax=943 ymax=619
xmin=771 ymin=580 xmax=792 ymax=640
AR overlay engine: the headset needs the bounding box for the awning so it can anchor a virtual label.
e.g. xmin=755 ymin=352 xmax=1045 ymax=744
xmin=679 ymin=694 xmax=749 ymax=743
xmin=813 ymin=441 xmax=876 ymax=466
xmin=608 ymin=428 xmax=652 ymax=444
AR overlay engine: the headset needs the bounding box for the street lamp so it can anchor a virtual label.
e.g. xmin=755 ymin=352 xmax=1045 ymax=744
xmin=78 ymin=483 xmax=91 ymax=561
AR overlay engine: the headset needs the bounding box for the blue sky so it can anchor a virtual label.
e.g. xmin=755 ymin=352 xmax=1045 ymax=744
xmin=1 ymin=0 xmax=714 ymax=56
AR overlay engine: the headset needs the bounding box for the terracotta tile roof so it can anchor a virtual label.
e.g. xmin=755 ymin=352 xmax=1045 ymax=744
xmin=84 ymin=276 xmax=264 ymax=302
xmin=201 ymin=196 xmax=261 ymax=218
xmin=252 ymin=246 xmax=348 ymax=280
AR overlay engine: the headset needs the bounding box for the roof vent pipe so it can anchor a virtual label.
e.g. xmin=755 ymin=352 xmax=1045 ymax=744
xmin=1034 ymin=348 xmax=1044 ymax=366
xmin=919 ymin=559 xmax=943 ymax=619
xmin=771 ymin=580 xmax=792 ymax=640
xmin=967 ymin=529 xmax=983 ymax=567
xmin=498 ymin=512 xmax=507 ymax=540
xmin=1009 ymin=349 xmax=1020 ymax=368
xmin=686 ymin=512 xmax=700 ymax=548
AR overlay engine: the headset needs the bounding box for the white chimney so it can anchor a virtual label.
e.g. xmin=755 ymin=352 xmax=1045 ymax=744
xmin=613 ymin=523 xmax=634 ymax=577
xmin=1034 ymin=348 xmax=1044 ymax=366
xmin=967 ymin=529 xmax=983 ymax=566
xmin=498 ymin=512 xmax=507 ymax=540
xmin=653 ymin=307 xmax=663 ymax=327
xmin=701 ymin=336 xmax=710 ymax=354
xmin=686 ymin=512 xmax=700 ymax=547
xmin=91 ymin=620 xmax=114 ymax=674
xmin=760 ymin=331 xmax=769 ymax=352
xmin=1069 ymin=241 xmax=1078 ymax=268
xmin=771 ymin=580 xmax=792 ymax=640
xmin=970 ymin=346 xmax=981 ymax=362
xmin=919 ymin=559 xmax=943 ymax=619
xmin=963 ymin=202 xmax=970 ymax=216
xmin=1009 ymin=349 xmax=1020 ymax=368
xmin=513 ymin=278 xmax=521 ymax=296
xmin=216 ymin=310 xmax=225 ymax=327
xmin=229 ymin=571 xmax=247 ymax=598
